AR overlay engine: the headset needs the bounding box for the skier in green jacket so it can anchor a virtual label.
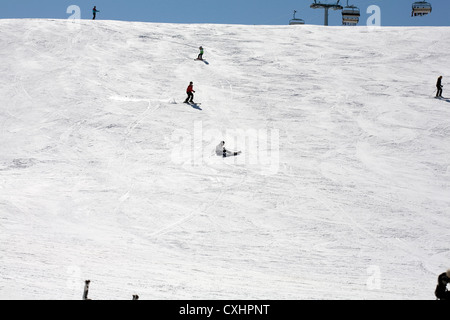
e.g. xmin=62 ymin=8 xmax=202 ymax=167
xmin=197 ymin=46 xmax=204 ymax=60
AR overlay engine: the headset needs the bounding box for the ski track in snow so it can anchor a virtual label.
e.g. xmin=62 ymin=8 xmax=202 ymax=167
xmin=1 ymin=19 xmax=450 ymax=300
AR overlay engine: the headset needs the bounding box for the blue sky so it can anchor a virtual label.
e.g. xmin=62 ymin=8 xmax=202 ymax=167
xmin=0 ymin=0 xmax=448 ymax=26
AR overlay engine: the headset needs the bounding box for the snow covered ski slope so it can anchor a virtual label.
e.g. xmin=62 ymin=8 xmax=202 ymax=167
xmin=0 ymin=19 xmax=449 ymax=300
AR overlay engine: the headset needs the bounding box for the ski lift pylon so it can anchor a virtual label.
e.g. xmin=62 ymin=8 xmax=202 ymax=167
xmin=310 ymin=1 xmax=343 ymax=26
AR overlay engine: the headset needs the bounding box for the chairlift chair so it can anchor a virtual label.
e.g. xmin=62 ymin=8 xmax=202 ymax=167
xmin=289 ymin=10 xmax=305 ymax=25
xmin=412 ymin=1 xmax=432 ymax=16
xmin=341 ymin=1 xmax=360 ymax=25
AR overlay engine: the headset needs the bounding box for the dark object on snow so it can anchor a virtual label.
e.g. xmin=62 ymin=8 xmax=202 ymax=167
xmin=435 ymin=270 xmax=450 ymax=300
xmin=83 ymin=280 xmax=91 ymax=300
xmin=436 ymin=76 xmax=443 ymax=98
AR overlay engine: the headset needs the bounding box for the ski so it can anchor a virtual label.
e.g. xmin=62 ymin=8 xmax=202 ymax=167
xmin=194 ymin=58 xmax=209 ymax=65
xmin=223 ymin=151 xmax=241 ymax=158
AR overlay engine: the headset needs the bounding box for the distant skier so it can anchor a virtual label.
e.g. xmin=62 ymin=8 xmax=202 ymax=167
xmin=93 ymin=6 xmax=100 ymax=20
xmin=435 ymin=269 xmax=450 ymax=300
xmin=216 ymin=141 xmax=241 ymax=158
xmin=197 ymin=46 xmax=204 ymax=60
xmin=184 ymin=82 xmax=195 ymax=104
xmin=436 ymin=76 xmax=443 ymax=98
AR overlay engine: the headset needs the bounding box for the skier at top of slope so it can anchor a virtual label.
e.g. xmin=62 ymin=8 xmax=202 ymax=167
xmin=435 ymin=269 xmax=450 ymax=300
xmin=93 ymin=6 xmax=100 ymax=20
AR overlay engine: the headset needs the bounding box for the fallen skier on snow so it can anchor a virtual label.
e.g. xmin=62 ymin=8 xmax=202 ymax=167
xmin=216 ymin=141 xmax=241 ymax=158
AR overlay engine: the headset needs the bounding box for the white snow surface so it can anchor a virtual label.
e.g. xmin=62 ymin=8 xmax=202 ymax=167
xmin=0 ymin=19 xmax=449 ymax=300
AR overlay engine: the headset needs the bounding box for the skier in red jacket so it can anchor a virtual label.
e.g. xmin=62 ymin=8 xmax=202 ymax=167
xmin=435 ymin=269 xmax=450 ymax=300
xmin=184 ymin=82 xmax=195 ymax=103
